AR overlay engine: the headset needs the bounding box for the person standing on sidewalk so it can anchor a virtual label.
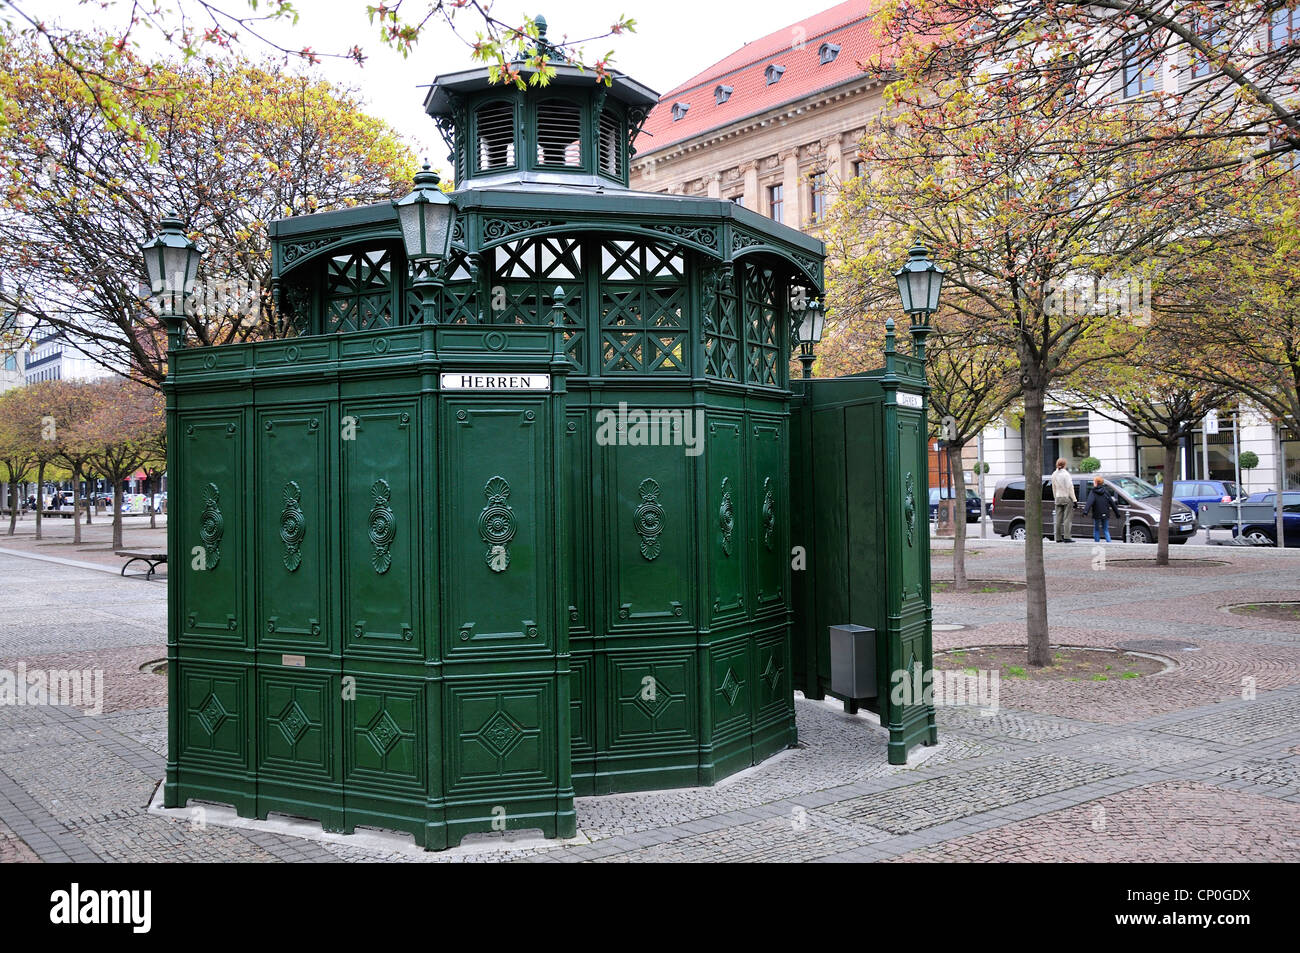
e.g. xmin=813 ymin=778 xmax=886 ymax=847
xmin=1083 ymin=474 xmax=1121 ymax=542
xmin=1051 ymin=459 xmax=1076 ymax=543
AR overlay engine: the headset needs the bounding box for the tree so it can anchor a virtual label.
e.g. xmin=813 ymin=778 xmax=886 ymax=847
xmin=1155 ymin=171 xmax=1300 ymax=439
xmin=833 ymin=80 xmax=1226 ymax=665
xmin=39 ymin=380 xmax=103 ymax=544
xmin=876 ymin=1 xmax=1300 ymax=180
xmin=68 ymin=378 xmax=165 ymax=550
xmin=0 ymin=42 xmax=419 ymax=385
xmin=1066 ymin=329 xmax=1231 ymax=563
xmin=822 ymin=224 xmax=1020 ymax=588
xmin=3 ymin=380 xmax=73 ymax=540
xmin=0 ymin=2 xmax=634 ymax=144
xmin=0 ymin=388 xmax=37 ymax=534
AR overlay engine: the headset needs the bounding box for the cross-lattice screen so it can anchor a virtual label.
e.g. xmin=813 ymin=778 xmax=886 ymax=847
xmin=599 ymin=239 xmax=688 ymax=375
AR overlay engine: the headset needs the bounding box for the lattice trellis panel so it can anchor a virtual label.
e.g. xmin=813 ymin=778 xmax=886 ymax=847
xmin=742 ymin=262 xmax=782 ymax=387
xmin=404 ymin=249 xmax=477 ymax=325
xmin=702 ymin=265 xmax=739 ymax=381
xmin=325 ymin=248 xmax=396 ymax=333
xmin=598 ymin=239 xmax=688 ymax=375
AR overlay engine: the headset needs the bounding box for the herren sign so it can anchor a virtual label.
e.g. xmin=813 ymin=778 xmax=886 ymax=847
xmin=440 ymin=372 xmax=551 ymax=392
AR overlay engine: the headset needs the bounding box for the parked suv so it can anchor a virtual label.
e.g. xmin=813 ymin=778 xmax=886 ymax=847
xmin=929 ymin=487 xmax=983 ymax=523
xmin=1171 ymin=479 xmax=1239 ymax=516
xmin=991 ymin=473 xmax=1197 ymax=543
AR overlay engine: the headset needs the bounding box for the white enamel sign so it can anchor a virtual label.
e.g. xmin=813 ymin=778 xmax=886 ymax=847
xmin=440 ymin=372 xmax=552 ymax=392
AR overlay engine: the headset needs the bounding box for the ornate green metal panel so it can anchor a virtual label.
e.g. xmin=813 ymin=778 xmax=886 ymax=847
xmin=789 ymin=356 xmax=939 ymax=764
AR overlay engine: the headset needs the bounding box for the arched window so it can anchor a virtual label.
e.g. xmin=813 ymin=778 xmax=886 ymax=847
xmin=475 ymin=100 xmax=516 ymax=171
xmin=536 ymin=99 xmax=583 ymax=167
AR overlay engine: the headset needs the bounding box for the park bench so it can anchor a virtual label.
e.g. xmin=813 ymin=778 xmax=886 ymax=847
xmin=115 ymin=550 xmax=167 ymax=578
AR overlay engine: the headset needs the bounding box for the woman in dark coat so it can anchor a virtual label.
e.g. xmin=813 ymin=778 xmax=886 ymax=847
xmin=1083 ymin=475 xmax=1122 ymax=542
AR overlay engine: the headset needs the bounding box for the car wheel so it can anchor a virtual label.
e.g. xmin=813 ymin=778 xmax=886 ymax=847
xmin=1243 ymin=529 xmax=1275 ymax=546
xmin=1127 ymin=524 xmax=1152 ymax=544
xmin=1009 ymin=522 xmax=1027 ymax=541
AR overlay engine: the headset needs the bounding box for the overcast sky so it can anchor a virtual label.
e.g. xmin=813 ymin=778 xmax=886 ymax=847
xmin=39 ymin=0 xmax=813 ymax=172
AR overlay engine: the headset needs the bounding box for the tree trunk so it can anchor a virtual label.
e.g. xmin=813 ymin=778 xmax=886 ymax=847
xmin=1023 ymin=385 xmax=1051 ymax=667
xmin=35 ymin=462 xmax=45 ymax=541
xmin=1157 ymin=439 xmax=1177 ymax=566
xmin=6 ymin=476 xmax=16 ymax=535
xmin=72 ymin=466 xmax=83 ymax=545
xmin=949 ymin=442 xmax=969 ymax=590
xmin=112 ymin=481 xmax=124 ymax=550
xmin=85 ymin=477 xmax=93 ymax=525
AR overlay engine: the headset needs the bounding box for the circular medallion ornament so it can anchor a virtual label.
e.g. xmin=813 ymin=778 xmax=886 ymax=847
xmin=199 ymin=483 xmax=223 ymax=570
xmin=478 ymin=476 xmax=516 ymax=572
xmin=279 ymin=481 xmax=305 ymax=571
xmin=634 ymin=478 xmax=665 ymax=561
xmin=368 ymin=479 xmax=396 ymax=573
xmin=484 ymin=330 xmax=507 ymax=352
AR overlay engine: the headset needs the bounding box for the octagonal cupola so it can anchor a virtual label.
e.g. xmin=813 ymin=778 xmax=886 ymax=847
xmin=424 ymin=16 xmax=659 ymax=190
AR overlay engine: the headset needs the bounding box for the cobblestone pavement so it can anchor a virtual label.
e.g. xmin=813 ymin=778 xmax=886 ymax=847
xmin=1 ymin=537 xmax=1298 ymax=863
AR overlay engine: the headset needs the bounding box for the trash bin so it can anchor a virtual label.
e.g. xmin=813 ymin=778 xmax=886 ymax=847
xmin=829 ymin=624 xmax=877 ymax=699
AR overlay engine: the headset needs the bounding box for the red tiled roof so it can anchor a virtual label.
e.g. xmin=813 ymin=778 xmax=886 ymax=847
xmin=637 ymin=1 xmax=888 ymax=156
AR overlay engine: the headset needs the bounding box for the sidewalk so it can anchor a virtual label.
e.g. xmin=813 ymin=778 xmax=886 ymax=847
xmin=0 ymin=537 xmax=1297 ymax=862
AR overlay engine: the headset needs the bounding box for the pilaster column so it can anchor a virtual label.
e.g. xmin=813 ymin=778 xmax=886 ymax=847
xmin=781 ymin=150 xmax=801 ymax=229
xmin=741 ymin=161 xmax=759 ymax=209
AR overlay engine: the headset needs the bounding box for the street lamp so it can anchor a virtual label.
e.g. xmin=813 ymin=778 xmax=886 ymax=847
xmin=795 ymin=297 xmax=825 ymax=379
xmin=893 ymin=242 xmax=944 ymax=359
xmin=140 ymin=213 xmax=202 ymax=352
xmin=393 ymin=163 xmax=457 ymax=323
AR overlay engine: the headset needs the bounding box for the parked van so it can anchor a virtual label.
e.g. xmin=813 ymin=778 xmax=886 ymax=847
xmin=990 ymin=473 xmax=1197 ymax=544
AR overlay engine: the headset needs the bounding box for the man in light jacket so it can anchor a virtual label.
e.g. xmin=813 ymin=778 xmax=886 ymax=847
xmin=1051 ymin=458 xmax=1076 ymax=543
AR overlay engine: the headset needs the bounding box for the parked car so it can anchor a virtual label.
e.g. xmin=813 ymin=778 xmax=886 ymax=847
xmin=990 ymin=473 xmax=1197 ymax=544
xmin=1171 ymin=479 xmax=1240 ymax=517
xmin=929 ymin=487 xmax=983 ymax=523
xmin=1229 ymin=492 xmax=1300 ymax=546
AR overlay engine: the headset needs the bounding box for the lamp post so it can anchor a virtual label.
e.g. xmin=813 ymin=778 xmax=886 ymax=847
xmin=795 ymin=297 xmax=825 ymax=379
xmin=140 ymin=213 xmax=202 ymax=354
xmin=393 ymin=162 xmax=458 ymax=324
xmin=893 ymin=242 xmax=945 ymax=360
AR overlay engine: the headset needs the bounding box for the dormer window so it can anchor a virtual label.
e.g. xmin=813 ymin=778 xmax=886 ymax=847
xmin=671 ymin=101 xmax=690 ymax=121
xmin=714 ymin=84 xmax=733 ymax=105
xmin=475 ymin=100 xmax=516 ymax=171
xmin=536 ymin=98 xmax=583 ymax=167
xmin=764 ymin=64 xmax=785 ymax=85
xmin=818 ymin=42 xmax=841 ymax=64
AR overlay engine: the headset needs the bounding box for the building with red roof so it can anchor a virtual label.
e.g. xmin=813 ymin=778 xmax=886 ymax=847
xmin=629 ymin=1 xmax=890 ymax=234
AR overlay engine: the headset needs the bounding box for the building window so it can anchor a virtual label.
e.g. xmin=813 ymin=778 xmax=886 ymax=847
xmin=764 ymin=64 xmax=785 ymax=85
xmin=671 ymin=101 xmax=690 ymax=121
xmin=818 ymin=42 xmax=841 ymax=65
xmin=809 ymin=171 xmax=828 ymax=223
xmin=1189 ymin=14 xmax=1231 ymax=78
xmin=729 ymin=194 xmax=744 ymax=207
xmin=767 ymin=184 xmax=784 ymax=222
xmin=714 ymin=84 xmax=733 ymax=105
xmin=1123 ymin=35 xmax=1161 ymax=98
xmin=852 ymin=159 xmax=867 ymax=178
xmin=1272 ymin=6 xmax=1300 ymax=48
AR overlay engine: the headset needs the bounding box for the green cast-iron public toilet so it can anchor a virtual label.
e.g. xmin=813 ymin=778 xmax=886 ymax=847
xmin=162 ymin=23 xmax=937 ymax=850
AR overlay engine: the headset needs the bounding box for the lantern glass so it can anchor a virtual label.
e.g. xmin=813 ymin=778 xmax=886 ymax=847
xmin=140 ymin=216 xmax=201 ymax=296
xmin=394 ymin=164 xmax=456 ymax=262
xmin=908 ymin=270 xmax=930 ymax=315
xmin=796 ymin=301 xmax=825 ymax=346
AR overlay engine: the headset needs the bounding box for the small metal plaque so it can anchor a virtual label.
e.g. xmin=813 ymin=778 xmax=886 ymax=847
xmin=281 ymin=654 xmax=306 ymax=667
